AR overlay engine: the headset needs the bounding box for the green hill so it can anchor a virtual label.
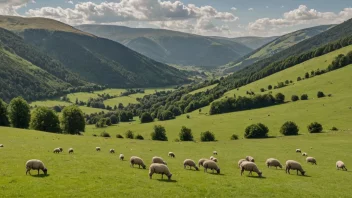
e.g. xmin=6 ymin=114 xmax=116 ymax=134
xmin=228 ymin=36 xmax=278 ymax=50
xmin=76 ymin=24 xmax=253 ymax=67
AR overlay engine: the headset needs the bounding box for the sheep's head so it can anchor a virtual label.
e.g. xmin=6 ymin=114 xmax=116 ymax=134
xmin=279 ymin=164 xmax=283 ymax=168
xmin=216 ymin=168 xmax=220 ymax=174
xmin=258 ymin=171 xmax=262 ymax=177
xmin=43 ymin=168 xmax=48 ymax=175
xmin=167 ymin=173 xmax=172 ymax=180
xmin=142 ymin=164 xmax=146 ymax=169
xmin=195 ymin=166 xmax=199 ymax=171
xmin=163 ymin=161 xmax=167 ymax=165
xmin=301 ymin=171 xmax=306 ymax=176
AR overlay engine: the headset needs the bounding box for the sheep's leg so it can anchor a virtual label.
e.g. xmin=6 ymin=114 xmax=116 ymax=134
xmin=241 ymin=169 xmax=244 ymax=176
xmin=26 ymin=169 xmax=30 ymax=175
xmin=161 ymin=174 xmax=164 ymax=179
xmin=38 ymin=169 xmax=40 ymax=175
xmin=296 ymin=170 xmax=298 ymax=175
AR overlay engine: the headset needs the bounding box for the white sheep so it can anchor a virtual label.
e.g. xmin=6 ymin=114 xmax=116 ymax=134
xmin=149 ymin=163 xmax=172 ymax=180
xmin=210 ymin=156 xmax=218 ymax=162
xmin=109 ymin=149 xmax=115 ymax=154
xmin=198 ymin=158 xmax=208 ymax=167
xmin=130 ymin=156 xmax=146 ymax=169
xmin=213 ymin=151 xmax=218 ymax=155
xmin=285 ymin=160 xmax=305 ymax=175
xmin=336 ymin=161 xmax=347 ymax=171
xmin=302 ymin=152 xmax=308 ymax=156
xmin=68 ymin=148 xmax=74 ymax=154
xmin=168 ymin=152 xmax=175 ymax=158
xmin=238 ymin=159 xmax=246 ymax=168
xmin=96 ymin=147 xmax=101 ymax=151
xmin=245 ymin=156 xmax=255 ymax=162
xmin=119 ymin=154 xmax=124 ymax=160
xmin=266 ymin=158 xmax=282 ymax=169
xmin=53 ymin=148 xmax=61 ymax=153
xmin=58 ymin=147 xmax=63 ymax=152
xmin=152 ymin=156 xmax=167 ymax=165
xmin=203 ymin=160 xmax=220 ymax=174
xmin=306 ymin=157 xmax=317 ymax=165
xmin=183 ymin=159 xmax=199 ymax=171
xmin=0 ymin=144 xmax=3 ymax=147
xmin=25 ymin=159 xmax=47 ymax=175
xmin=240 ymin=161 xmax=262 ymax=177
xmin=296 ymin=149 xmax=301 ymax=153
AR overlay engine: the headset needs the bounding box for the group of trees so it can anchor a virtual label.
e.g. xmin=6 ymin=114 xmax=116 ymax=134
xmin=120 ymin=89 xmax=145 ymax=97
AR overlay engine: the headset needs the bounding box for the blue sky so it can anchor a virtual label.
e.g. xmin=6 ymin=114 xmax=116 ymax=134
xmin=1 ymin=0 xmax=352 ymax=37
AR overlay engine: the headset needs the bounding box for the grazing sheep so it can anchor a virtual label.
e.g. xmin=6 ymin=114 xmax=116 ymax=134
xmin=213 ymin=151 xmax=218 ymax=155
xmin=266 ymin=158 xmax=282 ymax=169
xmin=0 ymin=144 xmax=3 ymax=147
xmin=306 ymin=157 xmax=317 ymax=165
xmin=130 ymin=156 xmax=146 ymax=169
xmin=53 ymin=148 xmax=61 ymax=153
xmin=25 ymin=159 xmax=47 ymax=175
xmin=58 ymin=147 xmax=63 ymax=152
xmin=245 ymin=156 xmax=255 ymax=162
xmin=109 ymin=149 xmax=115 ymax=154
xmin=96 ymin=147 xmax=101 ymax=151
xmin=183 ymin=159 xmax=199 ymax=171
xmin=336 ymin=161 xmax=347 ymax=171
xmin=198 ymin=158 xmax=208 ymax=167
xmin=68 ymin=148 xmax=74 ymax=154
xmin=210 ymin=156 xmax=218 ymax=162
xmin=152 ymin=156 xmax=167 ymax=165
xmin=238 ymin=159 xmax=246 ymax=168
xmin=296 ymin=149 xmax=301 ymax=153
xmin=168 ymin=152 xmax=175 ymax=158
xmin=240 ymin=161 xmax=262 ymax=177
xmin=302 ymin=152 xmax=308 ymax=156
xmin=203 ymin=160 xmax=220 ymax=174
xmin=285 ymin=160 xmax=305 ymax=175
xmin=119 ymin=154 xmax=124 ymax=160
xmin=149 ymin=163 xmax=172 ymax=180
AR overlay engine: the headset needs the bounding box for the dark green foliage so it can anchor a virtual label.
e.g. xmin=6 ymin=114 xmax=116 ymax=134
xmin=305 ymin=72 xmax=310 ymax=79
xmin=260 ymin=88 xmax=265 ymax=92
xmin=328 ymin=52 xmax=352 ymax=71
xmin=179 ymin=126 xmax=193 ymax=141
xmin=268 ymin=85 xmax=272 ymax=90
xmin=135 ymin=134 xmax=144 ymax=140
xmin=151 ymin=125 xmax=168 ymax=141
xmin=60 ymin=106 xmax=85 ymax=134
xmin=157 ymin=110 xmax=175 ymax=121
xmin=308 ymin=122 xmax=323 ymax=133
xmin=8 ymin=97 xmax=30 ymax=128
xmin=0 ymin=99 xmax=9 ymax=126
xmin=53 ymin=106 xmax=62 ymax=113
xmin=297 ymin=77 xmax=302 ymax=81
xmin=116 ymin=134 xmax=123 ymax=138
xmin=230 ymin=134 xmax=239 ymax=140
xmin=275 ymin=93 xmax=285 ymax=103
xmin=186 ymin=115 xmax=190 ymax=119
xmin=140 ymin=112 xmax=153 ymax=123
xmin=95 ymin=118 xmax=107 ymax=128
xmin=127 ymin=111 xmax=134 ymax=120
xmin=125 ymin=130 xmax=134 ymax=139
xmin=105 ymin=118 xmax=112 ymax=126
xmin=244 ymin=123 xmax=269 ymax=139
xmin=280 ymin=121 xmax=299 ymax=136
xmin=110 ymin=115 xmax=119 ymax=124
xmin=30 ymin=107 xmax=60 ymax=133
xmin=301 ymin=94 xmax=308 ymax=100
xmin=285 ymin=80 xmax=289 ymax=84
xmin=167 ymin=105 xmax=182 ymax=116
xmin=200 ymin=131 xmax=216 ymax=142
xmin=100 ymin=131 xmax=111 ymax=138
xmin=331 ymin=127 xmax=338 ymax=131
xmin=291 ymin=95 xmax=299 ymax=102
xmin=119 ymin=111 xmax=129 ymax=122
xmin=317 ymin=91 xmax=325 ymax=98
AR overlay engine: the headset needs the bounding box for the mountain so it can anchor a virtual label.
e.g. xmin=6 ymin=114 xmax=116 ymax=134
xmin=224 ymin=24 xmax=334 ymax=73
xmin=76 ymin=25 xmax=253 ymax=67
xmin=0 ymin=16 xmax=190 ymax=88
xmin=229 ymin=36 xmax=278 ymax=50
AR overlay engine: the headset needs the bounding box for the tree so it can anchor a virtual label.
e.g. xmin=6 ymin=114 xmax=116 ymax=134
xmin=127 ymin=111 xmax=134 ymax=120
xmin=118 ymin=103 xmax=124 ymax=109
xmin=60 ymin=106 xmax=85 ymax=134
xmin=179 ymin=126 xmax=193 ymax=141
xmin=200 ymin=131 xmax=216 ymax=142
xmin=244 ymin=123 xmax=269 ymax=139
xmin=119 ymin=111 xmax=129 ymax=122
xmin=105 ymin=118 xmax=112 ymax=126
xmin=275 ymin=93 xmax=285 ymax=103
xmin=291 ymin=95 xmax=299 ymax=102
xmin=305 ymin=72 xmax=310 ymax=79
xmin=308 ymin=122 xmax=323 ymax=133
xmin=280 ymin=121 xmax=299 ymax=136
xmin=110 ymin=115 xmax=119 ymax=124
xmin=30 ymin=107 xmax=60 ymax=133
xmin=95 ymin=118 xmax=106 ymax=128
xmin=140 ymin=112 xmax=153 ymax=123
xmin=268 ymin=85 xmax=272 ymax=90
xmin=285 ymin=80 xmax=289 ymax=84
xmin=260 ymin=88 xmax=265 ymax=92
xmin=301 ymin=94 xmax=308 ymax=100
xmin=125 ymin=130 xmax=134 ymax=139
xmin=8 ymin=97 xmax=30 ymax=128
xmin=151 ymin=125 xmax=168 ymax=141
xmin=317 ymin=91 xmax=325 ymax=98
xmin=0 ymin=99 xmax=9 ymax=126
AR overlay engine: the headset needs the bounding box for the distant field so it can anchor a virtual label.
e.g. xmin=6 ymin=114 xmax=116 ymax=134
xmin=189 ymin=84 xmax=218 ymax=95
xmin=30 ymin=100 xmax=71 ymax=107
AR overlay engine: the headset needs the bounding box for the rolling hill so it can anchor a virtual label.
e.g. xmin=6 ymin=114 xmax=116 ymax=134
xmin=228 ymin=36 xmax=278 ymax=50
xmin=76 ymin=24 xmax=253 ymax=67
xmin=0 ymin=16 xmax=190 ymax=89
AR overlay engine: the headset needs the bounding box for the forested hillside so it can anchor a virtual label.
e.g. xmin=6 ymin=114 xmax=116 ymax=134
xmin=228 ymin=36 xmax=278 ymax=50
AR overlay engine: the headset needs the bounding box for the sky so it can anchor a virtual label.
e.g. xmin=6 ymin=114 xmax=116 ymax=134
xmin=0 ymin=0 xmax=351 ymax=37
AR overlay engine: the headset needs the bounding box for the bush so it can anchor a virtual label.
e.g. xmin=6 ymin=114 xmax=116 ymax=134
xmin=301 ymin=94 xmax=308 ymax=100
xmin=260 ymin=88 xmax=265 ymax=92
xmin=93 ymin=134 xmax=97 ymax=137
xmin=174 ymin=138 xmax=180 ymax=142
xmin=186 ymin=115 xmax=190 ymax=119
xmin=60 ymin=106 xmax=85 ymax=134
xmin=317 ymin=91 xmax=325 ymax=98
xmin=8 ymin=97 xmax=31 ymax=129
xmin=179 ymin=126 xmax=193 ymax=141
xmin=110 ymin=115 xmax=119 ymax=124
xmin=297 ymin=77 xmax=302 ymax=81
xmin=230 ymin=134 xmax=239 ymax=140
xmin=308 ymin=122 xmax=323 ymax=133
xmin=331 ymin=127 xmax=338 ymax=131
xmin=100 ymin=131 xmax=111 ymax=138
xmin=95 ymin=118 xmax=106 ymax=128
xmin=151 ymin=125 xmax=168 ymax=141
xmin=200 ymin=131 xmax=216 ymax=142
xmin=30 ymin=107 xmax=61 ymax=133
xmin=119 ymin=111 xmax=129 ymax=122
xmin=135 ymin=134 xmax=144 ymax=140
xmin=140 ymin=112 xmax=154 ymax=123
xmin=275 ymin=93 xmax=285 ymax=103
xmin=116 ymin=134 xmax=123 ymax=138
xmin=291 ymin=95 xmax=299 ymax=102
xmin=244 ymin=123 xmax=269 ymax=139
xmin=268 ymin=85 xmax=272 ymax=90
xmin=125 ymin=130 xmax=134 ymax=139
xmin=105 ymin=118 xmax=112 ymax=126
xmin=280 ymin=121 xmax=299 ymax=136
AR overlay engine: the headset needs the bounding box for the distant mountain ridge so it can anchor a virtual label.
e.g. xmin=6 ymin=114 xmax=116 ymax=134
xmin=223 ymin=36 xmax=279 ymax=50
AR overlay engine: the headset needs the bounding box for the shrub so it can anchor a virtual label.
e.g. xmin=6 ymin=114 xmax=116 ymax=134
xmin=285 ymin=80 xmax=289 ymax=84
xmin=260 ymin=88 xmax=265 ymax=92
xmin=305 ymin=72 xmax=310 ymax=79
xmin=174 ymin=138 xmax=180 ymax=142
xmin=275 ymin=93 xmax=285 ymax=103
xmin=301 ymin=94 xmax=308 ymax=100
xmin=110 ymin=115 xmax=119 ymax=124
xmin=268 ymin=85 xmax=272 ymax=90
xmin=179 ymin=126 xmax=193 ymax=141
xmin=100 ymin=131 xmax=111 ymax=138
xmin=317 ymin=91 xmax=325 ymax=98
xmin=119 ymin=111 xmax=129 ymax=122
xmin=186 ymin=115 xmax=190 ymax=119
xmin=105 ymin=118 xmax=112 ymax=126
xmin=280 ymin=121 xmax=299 ymax=136
xmin=230 ymin=134 xmax=239 ymax=140
xmin=200 ymin=131 xmax=216 ymax=142
xmin=297 ymin=77 xmax=302 ymax=81
xmin=95 ymin=118 xmax=106 ymax=128
xmin=140 ymin=112 xmax=154 ymax=123
xmin=244 ymin=123 xmax=269 ymax=139
xmin=135 ymin=134 xmax=144 ymax=140
xmin=291 ymin=95 xmax=299 ymax=102
xmin=116 ymin=134 xmax=123 ymax=138
xmin=30 ymin=107 xmax=60 ymax=133
xmin=331 ymin=127 xmax=338 ymax=131
xmin=308 ymin=122 xmax=323 ymax=133
xmin=93 ymin=134 xmax=97 ymax=137
xmin=125 ymin=130 xmax=134 ymax=139
xmin=151 ymin=125 xmax=168 ymax=141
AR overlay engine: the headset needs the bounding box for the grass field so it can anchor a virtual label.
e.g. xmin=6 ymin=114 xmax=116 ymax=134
xmin=189 ymin=84 xmax=218 ymax=95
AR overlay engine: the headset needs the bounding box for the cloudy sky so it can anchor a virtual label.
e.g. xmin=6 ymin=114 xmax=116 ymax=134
xmin=1 ymin=0 xmax=352 ymax=37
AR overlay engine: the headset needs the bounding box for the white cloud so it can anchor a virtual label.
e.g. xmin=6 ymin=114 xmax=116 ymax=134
xmin=67 ymin=1 xmax=73 ymax=4
xmin=231 ymin=7 xmax=237 ymax=11
xmin=0 ymin=0 xmax=32 ymax=15
xmin=266 ymin=6 xmax=269 ymax=9
xmin=248 ymin=8 xmax=254 ymax=11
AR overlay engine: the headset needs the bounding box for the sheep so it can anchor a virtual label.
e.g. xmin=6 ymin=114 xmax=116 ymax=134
xmin=240 ymin=161 xmax=262 ymax=177
xmin=198 ymin=158 xmax=208 ymax=167
xmin=109 ymin=149 xmax=115 ymax=154
xmin=68 ymin=148 xmax=74 ymax=154
xmin=210 ymin=156 xmax=218 ymax=162
xmin=0 ymin=144 xmax=3 ymax=147
xmin=238 ymin=159 xmax=246 ymax=168
xmin=53 ymin=148 xmax=61 ymax=153
xmin=245 ymin=156 xmax=255 ymax=162
xmin=203 ymin=160 xmax=220 ymax=174
xmin=285 ymin=160 xmax=305 ymax=175
xmin=25 ymin=159 xmax=48 ymax=175
xmin=296 ymin=149 xmax=301 ymax=153
xmin=58 ymin=147 xmax=63 ymax=152
xmin=96 ymin=147 xmax=101 ymax=151
xmin=302 ymin=152 xmax=308 ymax=156
xmin=149 ymin=163 xmax=172 ymax=180
xmin=130 ymin=156 xmax=146 ymax=169
xmin=168 ymin=152 xmax=175 ymax=158
xmin=266 ymin=158 xmax=282 ymax=169
xmin=336 ymin=161 xmax=347 ymax=171
xmin=119 ymin=154 xmax=124 ymax=160
xmin=306 ymin=157 xmax=317 ymax=165
xmin=183 ymin=159 xmax=199 ymax=171
xmin=152 ymin=156 xmax=167 ymax=165
xmin=213 ymin=151 xmax=218 ymax=155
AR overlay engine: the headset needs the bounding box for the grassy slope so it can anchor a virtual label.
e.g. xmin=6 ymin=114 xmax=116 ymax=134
xmin=188 ymin=84 xmax=218 ymax=95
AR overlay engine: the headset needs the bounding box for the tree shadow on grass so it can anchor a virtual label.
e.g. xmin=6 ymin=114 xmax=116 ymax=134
xmin=156 ymin=179 xmax=177 ymax=183
xmin=32 ymin=174 xmax=50 ymax=178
